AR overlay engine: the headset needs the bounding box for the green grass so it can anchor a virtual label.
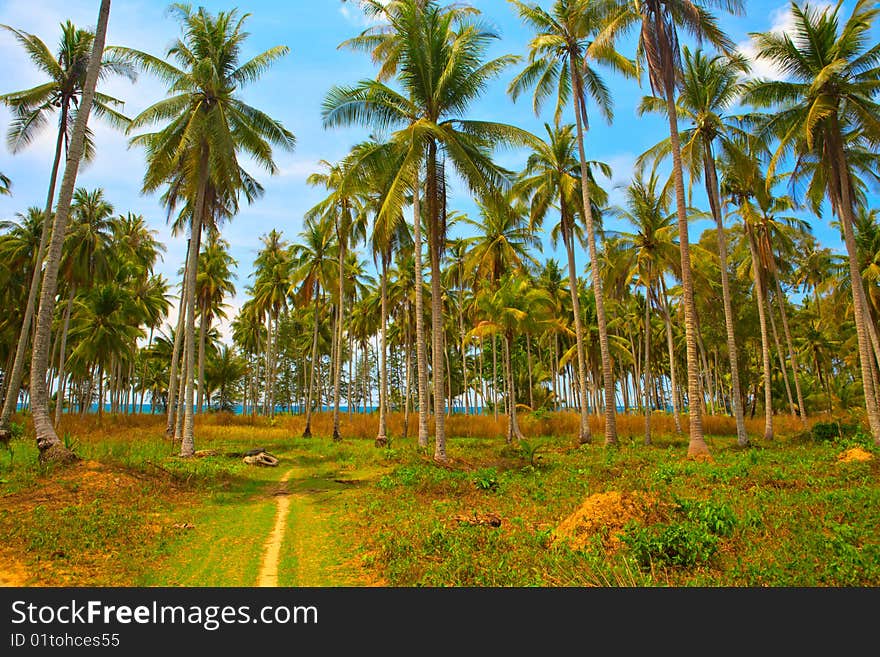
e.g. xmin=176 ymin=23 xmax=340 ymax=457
xmin=1 ymin=415 xmax=878 ymax=587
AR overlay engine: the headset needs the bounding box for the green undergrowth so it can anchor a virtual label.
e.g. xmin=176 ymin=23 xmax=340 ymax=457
xmin=1 ymin=417 xmax=878 ymax=587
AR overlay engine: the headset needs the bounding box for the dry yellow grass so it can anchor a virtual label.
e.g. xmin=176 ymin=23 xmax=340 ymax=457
xmin=17 ymin=406 xmax=824 ymax=446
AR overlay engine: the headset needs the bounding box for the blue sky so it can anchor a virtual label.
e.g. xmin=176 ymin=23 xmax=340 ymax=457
xmin=0 ymin=0 xmax=877 ymax=339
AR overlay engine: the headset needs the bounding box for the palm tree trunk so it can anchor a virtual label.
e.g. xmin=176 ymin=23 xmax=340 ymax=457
xmin=828 ymin=122 xmax=880 ymax=444
xmin=5 ymin=117 xmax=70 ymax=425
xmin=53 ymin=287 xmax=76 ymax=428
xmin=766 ymin=289 xmax=796 ymax=418
xmin=197 ymin=309 xmax=209 ymax=414
xmin=427 ymin=141 xmax=447 ymax=461
xmin=771 ymin=269 xmax=807 ymax=425
xmin=504 ymin=331 xmax=524 ymax=443
xmin=562 ymin=225 xmax=592 ymax=443
xmin=29 ymin=0 xmax=110 ymax=462
xmin=658 ymin=278 xmax=682 ymax=433
xmin=303 ymin=291 xmax=321 ymax=438
xmin=332 ymin=216 xmax=347 ymax=442
xmin=265 ymin=314 xmax=274 ymax=417
xmin=403 ymin=300 xmax=412 ymax=438
xmin=525 ymin=333 xmax=535 ymax=411
xmin=376 ymin=254 xmax=389 ymax=447
xmin=97 ymin=365 xmax=104 ymax=418
xmin=643 ymin=276 xmax=652 ymax=446
xmin=174 ymin=324 xmax=188 ymax=440
xmin=747 ymin=226 xmax=774 ymax=441
xmin=703 ymin=145 xmax=748 ymax=445
xmin=179 ymin=154 xmax=208 ymax=456
xmin=662 ymin=77 xmax=707 ymax=458
xmin=166 ymin=240 xmax=190 ymax=437
xmin=459 ymin=287 xmax=469 ymax=417
xmin=571 ymin=68 xmax=616 ymax=446
xmin=492 ymin=333 xmax=498 ymax=422
xmin=411 ymin=171 xmax=430 ymax=448
xmin=348 ymin=329 xmax=354 ymax=420
xmin=0 ymin=106 xmax=70 ymax=438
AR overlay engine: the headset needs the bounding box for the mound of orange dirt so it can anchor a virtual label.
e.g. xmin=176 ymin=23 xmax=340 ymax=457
xmin=0 ymin=552 xmax=29 ymax=586
xmin=837 ymin=447 xmax=874 ymax=463
xmin=553 ymin=490 xmax=668 ymax=551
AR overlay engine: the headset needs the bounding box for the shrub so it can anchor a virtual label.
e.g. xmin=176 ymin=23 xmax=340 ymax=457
xmin=677 ymin=499 xmax=737 ymax=537
xmin=810 ymin=421 xmax=860 ymax=443
xmin=472 ymin=467 xmax=499 ymax=492
xmin=622 ymin=522 xmax=719 ymax=570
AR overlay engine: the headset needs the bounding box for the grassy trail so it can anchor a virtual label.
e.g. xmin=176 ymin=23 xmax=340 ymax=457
xmin=141 ymin=445 xmax=387 ymax=587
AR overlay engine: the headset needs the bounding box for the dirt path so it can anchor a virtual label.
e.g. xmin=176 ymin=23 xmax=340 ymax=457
xmin=256 ymin=467 xmax=296 ymax=587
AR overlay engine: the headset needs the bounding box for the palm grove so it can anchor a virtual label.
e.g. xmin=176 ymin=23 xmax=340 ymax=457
xmin=0 ymin=0 xmax=878 ymax=465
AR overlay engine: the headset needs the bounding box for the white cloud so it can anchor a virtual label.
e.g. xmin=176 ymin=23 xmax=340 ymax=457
xmin=277 ymin=157 xmax=321 ymax=180
xmin=338 ymin=0 xmax=391 ymax=28
xmin=737 ymin=2 xmax=833 ymax=80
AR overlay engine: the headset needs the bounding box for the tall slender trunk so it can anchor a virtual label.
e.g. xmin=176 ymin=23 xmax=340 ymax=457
xmin=333 ymin=212 xmax=347 ymax=442
xmin=29 ymin=0 xmax=110 ymax=462
xmin=53 ymin=287 xmax=76 ymax=428
xmin=173 ymin=317 xmax=188 ymax=440
xmin=504 ymin=331 xmax=524 ymax=443
xmin=459 ymin=279 xmax=469 ymax=417
xmin=427 ymin=141 xmax=447 ymax=461
xmin=97 ymin=365 xmax=104 ymax=418
xmin=828 ymin=120 xmax=880 ymax=444
xmin=262 ymin=315 xmax=271 ymax=416
xmin=348 ymin=329 xmax=354 ymax=420
xmin=704 ymin=145 xmax=748 ymax=446
xmin=0 ymin=106 xmax=69 ymax=438
xmin=165 ymin=242 xmax=189 ymax=438
xmin=403 ymin=299 xmax=412 ymax=438
xmin=658 ymin=278 xmax=682 ymax=433
xmin=197 ymin=308 xmax=209 ymax=413
xmin=525 ymin=333 xmax=534 ymax=411
xmin=643 ymin=274 xmax=653 ymax=446
xmin=376 ymin=255 xmax=389 ymax=447
xmin=411 ymin=171 xmax=430 ymax=448
xmin=303 ymin=290 xmax=321 ymax=438
xmin=562 ymin=224 xmax=592 ymax=443
xmin=179 ymin=150 xmax=208 ymax=458
xmin=746 ymin=226 xmax=774 ymax=440
xmin=492 ymin=333 xmax=498 ymax=422
xmin=766 ymin=288 xmax=796 ymax=418
xmin=571 ymin=65 xmax=616 ymax=446
xmin=771 ymin=268 xmax=807 ymax=426
xmin=662 ymin=71 xmax=707 ymax=458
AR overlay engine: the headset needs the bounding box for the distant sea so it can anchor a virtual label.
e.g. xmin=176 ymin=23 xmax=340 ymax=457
xmin=17 ymin=403 xmax=492 ymax=415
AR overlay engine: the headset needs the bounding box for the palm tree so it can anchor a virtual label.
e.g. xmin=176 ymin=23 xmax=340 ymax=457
xmin=637 ymin=46 xmax=752 ymax=446
xmin=722 ymin=155 xmax=775 ymax=440
xmin=290 ymin=217 xmax=336 ymax=436
xmin=120 ymin=5 xmax=295 ymax=456
xmin=470 ymin=273 xmax=556 ymax=443
xmin=205 ymin=344 xmax=246 ymax=411
xmin=67 ymin=282 xmax=144 ymax=417
xmin=0 ymin=18 xmax=132 ymax=435
xmin=611 ymin=168 xmax=684 ymax=443
xmin=598 ymin=0 xmax=744 ymax=458
xmin=743 ymin=0 xmax=880 ymax=444
xmin=306 ymin=155 xmax=368 ymax=441
xmin=51 ymin=187 xmax=115 ymax=425
xmin=514 ymin=122 xmax=612 ymax=443
xmin=323 ymin=0 xmax=536 ymax=461
xmin=509 ymin=0 xmax=639 ymax=447
xmin=27 ymin=0 xmax=111 ymax=463
xmin=336 ymin=0 xmax=473 ymax=450
xmin=196 ymin=234 xmax=236 ymax=412
xmin=252 ymin=229 xmax=290 ymax=418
